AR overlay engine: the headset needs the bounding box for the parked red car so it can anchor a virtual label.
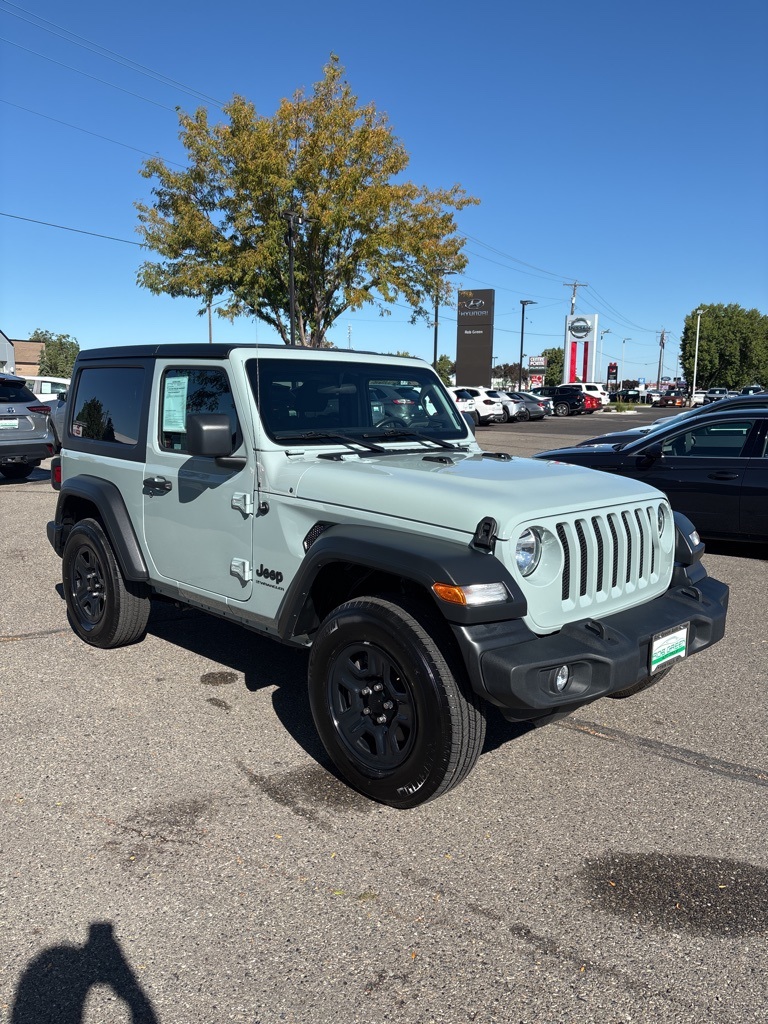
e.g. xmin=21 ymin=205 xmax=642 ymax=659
xmin=583 ymin=394 xmax=602 ymax=413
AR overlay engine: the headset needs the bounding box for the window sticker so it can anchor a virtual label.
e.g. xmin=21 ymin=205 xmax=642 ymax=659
xmin=163 ymin=376 xmax=189 ymax=432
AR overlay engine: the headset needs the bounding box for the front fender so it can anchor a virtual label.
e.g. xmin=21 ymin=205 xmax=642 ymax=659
xmin=276 ymin=523 xmax=527 ymax=640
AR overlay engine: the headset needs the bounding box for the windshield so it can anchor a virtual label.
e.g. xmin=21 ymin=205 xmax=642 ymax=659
xmin=644 ymin=404 xmax=722 ymax=435
xmin=0 ymin=380 xmax=36 ymax=403
xmin=247 ymin=359 xmax=469 ymax=445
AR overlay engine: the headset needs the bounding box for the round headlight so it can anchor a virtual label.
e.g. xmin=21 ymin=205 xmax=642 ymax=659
xmin=657 ymin=503 xmax=667 ymax=536
xmin=515 ymin=527 xmax=542 ymax=576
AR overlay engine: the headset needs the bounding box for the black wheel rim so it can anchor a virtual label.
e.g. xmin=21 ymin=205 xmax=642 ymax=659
xmin=326 ymin=642 xmax=416 ymax=772
xmin=70 ymin=543 xmax=106 ymax=629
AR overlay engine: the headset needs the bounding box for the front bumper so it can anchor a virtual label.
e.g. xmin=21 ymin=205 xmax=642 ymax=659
xmin=453 ymin=575 xmax=729 ymax=721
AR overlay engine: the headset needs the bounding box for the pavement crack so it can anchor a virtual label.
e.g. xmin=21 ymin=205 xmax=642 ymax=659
xmin=560 ymin=717 xmax=768 ymax=787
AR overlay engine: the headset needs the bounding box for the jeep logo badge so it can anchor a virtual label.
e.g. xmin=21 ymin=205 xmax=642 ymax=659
xmin=256 ymin=563 xmax=284 ymax=585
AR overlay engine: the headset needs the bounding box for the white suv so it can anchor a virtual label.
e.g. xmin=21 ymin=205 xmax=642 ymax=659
xmin=453 ymin=386 xmax=505 ymax=424
xmin=446 ymin=387 xmax=477 ymax=423
xmin=570 ymin=382 xmax=610 ymax=406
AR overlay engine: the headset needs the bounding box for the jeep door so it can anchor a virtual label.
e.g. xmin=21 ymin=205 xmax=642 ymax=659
xmin=142 ymin=363 xmax=255 ymax=601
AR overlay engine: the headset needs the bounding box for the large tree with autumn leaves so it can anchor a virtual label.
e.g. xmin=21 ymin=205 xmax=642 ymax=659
xmin=135 ymin=56 xmax=478 ymax=347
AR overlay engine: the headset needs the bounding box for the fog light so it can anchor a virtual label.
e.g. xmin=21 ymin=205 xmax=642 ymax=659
xmin=555 ymin=665 xmax=570 ymax=691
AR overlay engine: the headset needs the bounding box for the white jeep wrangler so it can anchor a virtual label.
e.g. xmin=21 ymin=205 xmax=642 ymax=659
xmin=48 ymin=344 xmax=728 ymax=807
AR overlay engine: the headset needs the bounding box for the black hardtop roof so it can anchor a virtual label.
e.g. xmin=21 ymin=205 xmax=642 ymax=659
xmin=74 ymin=344 xmax=419 ymax=362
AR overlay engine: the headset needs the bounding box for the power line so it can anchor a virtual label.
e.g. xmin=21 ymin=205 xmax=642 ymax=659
xmin=0 ymin=36 xmax=180 ymax=112
xmin=0 ymin=211 xmax=141 ymax=245
xmin=462 ymin=232 xmax=572 ymax=281
xmin=1 ymin=98 xmax=186 ymax=167
xmin=0 ymin=0 xmax=224 ymax=107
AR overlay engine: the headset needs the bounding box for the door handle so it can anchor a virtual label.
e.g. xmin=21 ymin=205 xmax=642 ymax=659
xmin=707 ymin=472 xmax=738 ymax=480
xmin=143 ymin=476 xmax=172 ymax=492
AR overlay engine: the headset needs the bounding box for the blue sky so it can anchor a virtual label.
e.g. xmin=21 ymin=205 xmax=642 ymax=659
xmin=1 ymin=0 xmax=766 ymax=383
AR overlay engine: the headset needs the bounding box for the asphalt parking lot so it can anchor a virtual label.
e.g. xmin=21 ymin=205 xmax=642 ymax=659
xmin=2 ymin=420 xmax=767 ymax=1024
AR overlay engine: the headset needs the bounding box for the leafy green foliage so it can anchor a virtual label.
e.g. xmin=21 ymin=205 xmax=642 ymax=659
xmin=32 ymin=329 xmax=80 ymax=377
xmin=542 ymin=347 xmax=565 ymax=386
xmin=136 ymin=56 xmax=478 ymax=348
xmin=435 ymin=354 xmax=454 ymax=385
xmin=680 ymin=304 xmax=767 ymax=389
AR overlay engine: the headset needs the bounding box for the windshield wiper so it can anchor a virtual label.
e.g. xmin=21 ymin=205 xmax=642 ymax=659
xmin=274 ymin=430 xmax=386 ymax=453
xmin=363 ymin=428 xmax=464 ymax=450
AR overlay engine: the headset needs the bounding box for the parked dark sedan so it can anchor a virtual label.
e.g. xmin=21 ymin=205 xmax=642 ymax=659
xmin=575 ymin=393 xmax=768 ymax=448
xmin=533 ymin=405 xmax=768 ymax=542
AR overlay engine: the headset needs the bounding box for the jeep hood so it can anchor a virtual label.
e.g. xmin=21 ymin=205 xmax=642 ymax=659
xmin=277 ymin=450 xmax=666 ymax=538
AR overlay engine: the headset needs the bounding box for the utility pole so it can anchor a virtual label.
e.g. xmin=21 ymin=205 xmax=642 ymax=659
xmin=563 ymin=281 xmax=589 ymax=315
xmin=561 ymin=282 xmax=589 ymax=383
xmin=656 ymin=329 xmax=666 ymax=388
xmin=432 ymin=267 xmax=455 ymax=369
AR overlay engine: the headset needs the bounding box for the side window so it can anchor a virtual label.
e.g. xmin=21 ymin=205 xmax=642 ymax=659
xmin=661 ymin=421 xmax=753 ymax=458
xmin=160 ymin=367 xmax=241 ymax=453
xmin=71 ymin=367 xmax=144 ymax=445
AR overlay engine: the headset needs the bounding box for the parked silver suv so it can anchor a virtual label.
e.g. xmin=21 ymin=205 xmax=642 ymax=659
xmin=0 ymin=372 xmax=55 ymax=479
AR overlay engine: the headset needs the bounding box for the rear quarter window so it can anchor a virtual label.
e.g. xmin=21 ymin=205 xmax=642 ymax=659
xmin=70 ymin=367 xmax=144 ymax=445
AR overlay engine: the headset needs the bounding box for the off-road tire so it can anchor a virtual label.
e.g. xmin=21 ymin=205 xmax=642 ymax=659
xmin=308 ymin=596 xmax=486 ymax=808
xmin=62 ymin=518 xmax=150 ymax=648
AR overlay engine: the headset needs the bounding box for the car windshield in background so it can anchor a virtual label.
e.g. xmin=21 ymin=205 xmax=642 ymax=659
xmin=247 ymin=360 xmax=467 ymax=444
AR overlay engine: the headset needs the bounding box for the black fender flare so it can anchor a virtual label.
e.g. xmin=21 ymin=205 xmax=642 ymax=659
xmin=276 ymin=523 xmax=527 ymax=640
xmin=53 ymin=475 xmax=149 ymax=581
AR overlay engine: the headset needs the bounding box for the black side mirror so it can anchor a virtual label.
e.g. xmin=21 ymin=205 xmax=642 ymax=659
xmin=638 ymin=441 xmax=663 ymax=467
xmin=186 ymin=414 xmax=234 ymax=458
xmin=462 ymin=411 xmax=476 ymax=435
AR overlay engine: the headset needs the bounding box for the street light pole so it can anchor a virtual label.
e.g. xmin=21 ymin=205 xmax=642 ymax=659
xmin=519 ymin=300 xmax=537 ymax=389
xmin=599 ymin=329 xmax=611 ymax=383
xmin=432 ymin=268 xmax=454 ymax=370
xmin=691 ymin=309 xmax=703 ymax=401
xmin=620 ymin=338 xmax=631 ymax=390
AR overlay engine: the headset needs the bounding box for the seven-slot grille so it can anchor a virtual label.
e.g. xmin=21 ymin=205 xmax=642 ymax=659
xmin=555 ymin=502 xmax=662 ymax=604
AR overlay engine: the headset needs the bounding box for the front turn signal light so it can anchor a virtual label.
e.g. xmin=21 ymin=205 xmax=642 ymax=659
xmin=432 ymin=582 xmax=508 ymax=607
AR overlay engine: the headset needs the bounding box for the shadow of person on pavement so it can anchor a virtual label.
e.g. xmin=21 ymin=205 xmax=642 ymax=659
xmin=12 ymin=921 xmax=159 ymax=1024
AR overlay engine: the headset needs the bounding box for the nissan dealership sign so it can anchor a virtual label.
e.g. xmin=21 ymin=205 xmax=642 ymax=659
xmin=566 ymin=315 xmax=597 ymax=344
